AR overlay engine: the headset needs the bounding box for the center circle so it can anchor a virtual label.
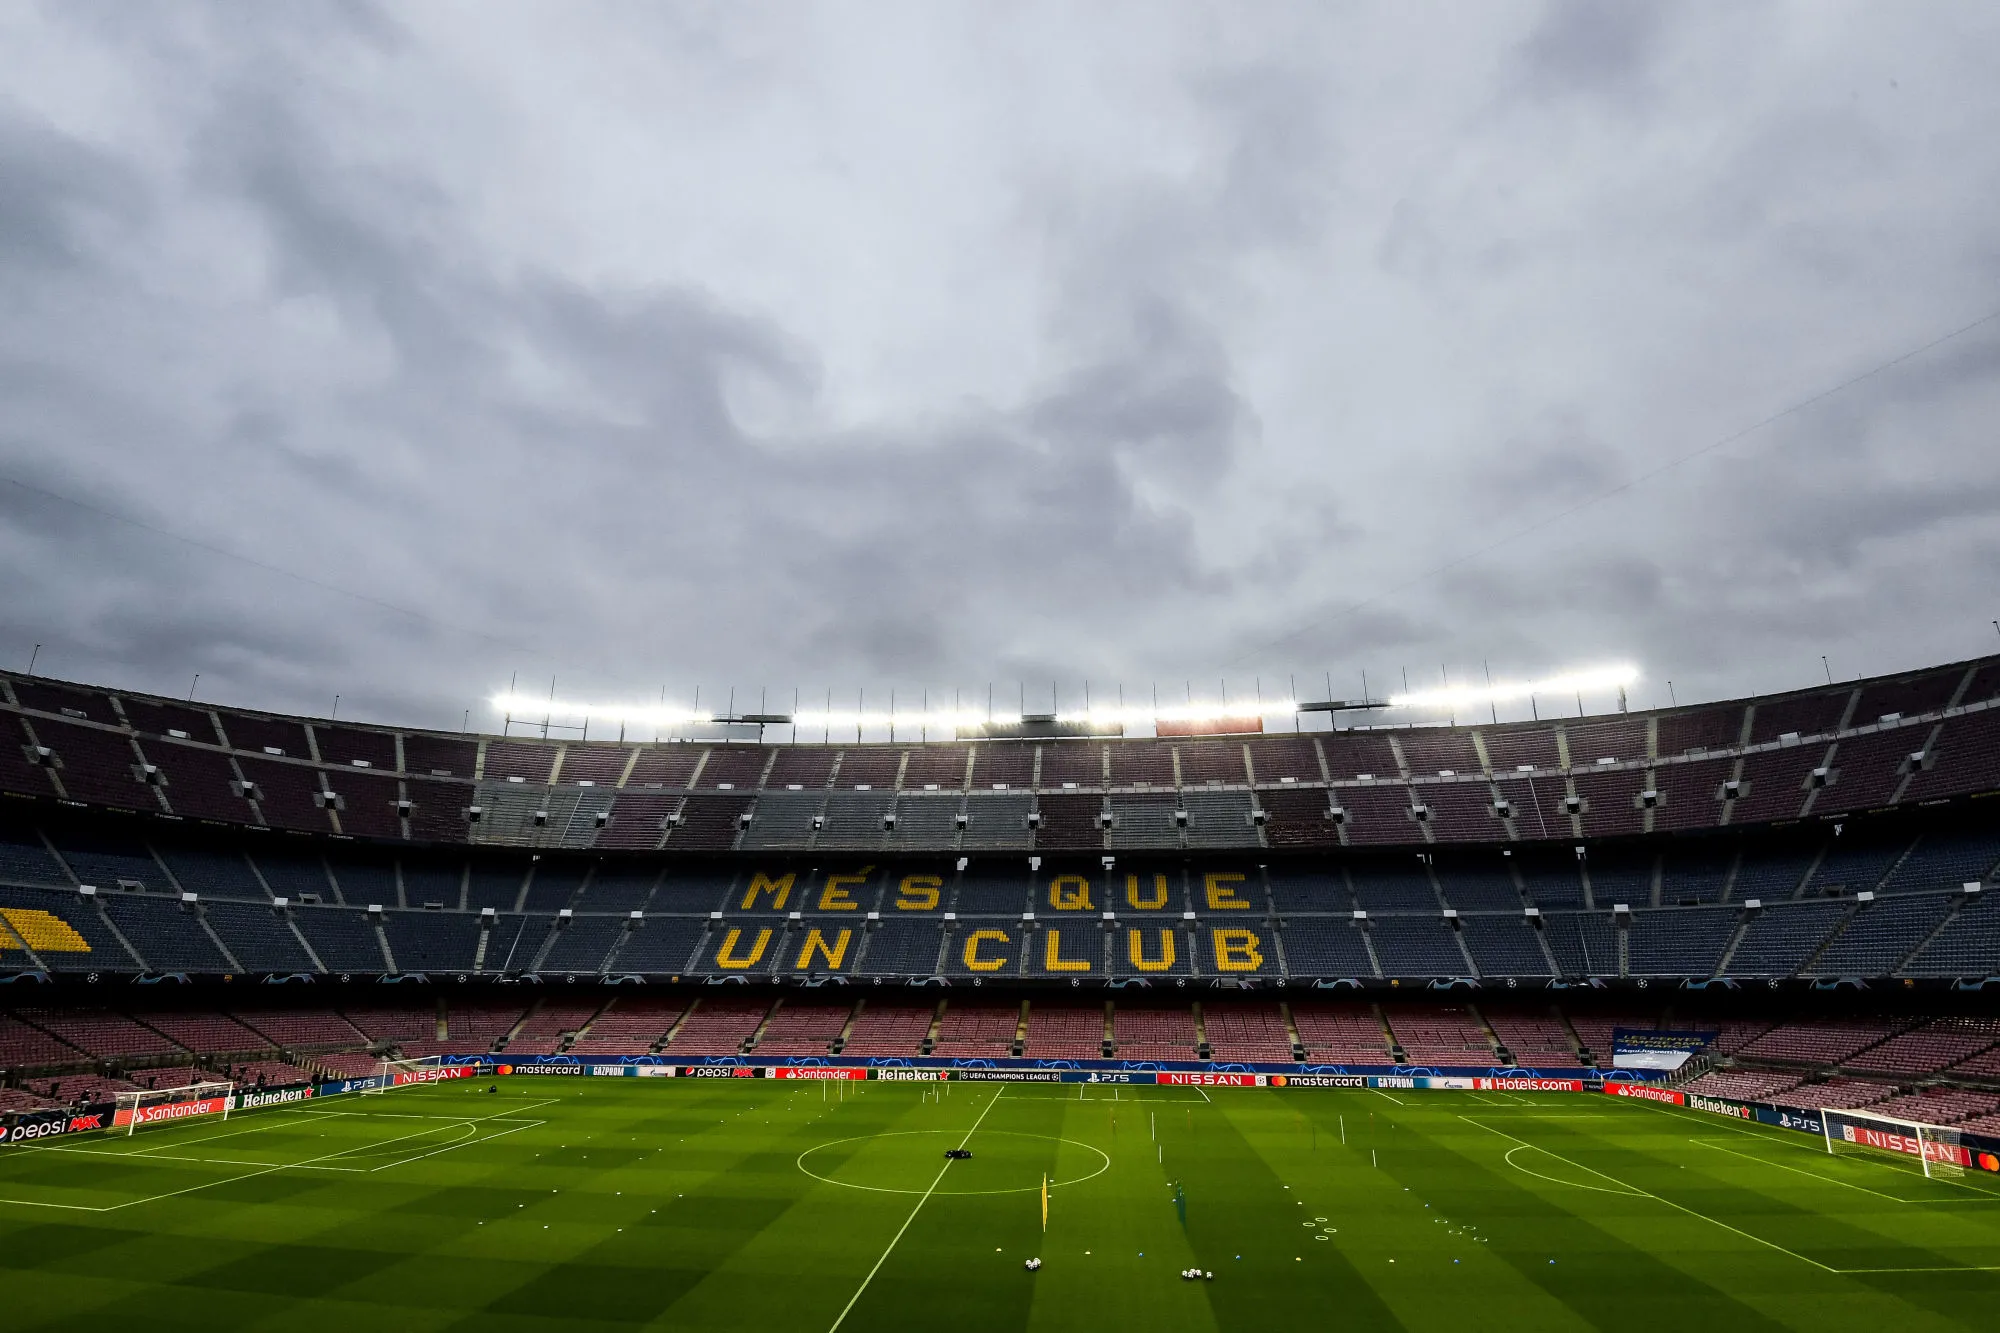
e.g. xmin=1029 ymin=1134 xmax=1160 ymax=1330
xmin=797 ymin=1130 xmax=1111 ymax=1196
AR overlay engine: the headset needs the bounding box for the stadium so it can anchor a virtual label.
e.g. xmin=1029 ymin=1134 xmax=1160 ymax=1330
xmin=4 ymin=655 xmax=2000 ymax=1327
xmin=9 ymin=4 xmax=2000 ymax=1330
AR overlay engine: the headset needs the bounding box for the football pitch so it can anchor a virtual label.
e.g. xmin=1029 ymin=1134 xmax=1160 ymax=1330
xmin=2 ymin=1079 xmax=1998 ymax=1331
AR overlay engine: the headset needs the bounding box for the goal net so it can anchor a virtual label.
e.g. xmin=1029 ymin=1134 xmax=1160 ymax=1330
xmin=113 ymin=1081 xmax=236 ymax=1135
xmin=363 ymin=1057 xmax=445 ymax=1094
xmin=1823 ymin=1106 xmax=1967 ymax=1179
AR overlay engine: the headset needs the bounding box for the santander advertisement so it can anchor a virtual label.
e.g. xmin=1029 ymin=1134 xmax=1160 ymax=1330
xmin=111 ymin=1096 xmax=229 ymax=1129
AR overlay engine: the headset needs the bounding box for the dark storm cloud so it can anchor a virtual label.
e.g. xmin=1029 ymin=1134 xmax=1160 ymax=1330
xmin=0 ymin=0 xmax=1997 ymax=732
xmin=1514 ymin=0 xmax=1665 ymax=103
xmin=1477 ymin=413 xmax=1627 ymax=508
xmin=0 ymin=115 xmax=144 ymax=269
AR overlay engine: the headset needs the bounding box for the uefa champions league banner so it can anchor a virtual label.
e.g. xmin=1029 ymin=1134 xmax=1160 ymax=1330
xmin=1611 ymin=1030 xmax=1716 ymax=1072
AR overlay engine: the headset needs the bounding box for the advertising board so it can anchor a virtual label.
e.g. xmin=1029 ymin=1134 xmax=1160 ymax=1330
xmin=112 ymin=1095 xmax=229 ymax=1129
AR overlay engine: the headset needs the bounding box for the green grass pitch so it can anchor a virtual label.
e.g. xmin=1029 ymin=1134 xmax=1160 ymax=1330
xmin=2 ymin=1078 xmax=1998 ymax=1330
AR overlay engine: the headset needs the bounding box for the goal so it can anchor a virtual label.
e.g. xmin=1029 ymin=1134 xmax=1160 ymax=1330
xmin=1823 ymin=1106 xmax=1967 ymax=1179
xmin=363 ymin=1057 xmax=440 ymax=1094
xmin=113 ymin=1081 xmax=236 ymax=1135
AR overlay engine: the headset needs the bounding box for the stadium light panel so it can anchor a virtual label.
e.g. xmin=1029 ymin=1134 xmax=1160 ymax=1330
xmin=1051 ymin=701 xmax=1296 ymax=728
xmin=489 ymin=693 xmax=714 ymax=728
xmin=1386 ymin=664 xmax=1639 ymax=711
xmin=792 ymin=709 xmax=1010 ymax=730
xmin=491 ymin=692 xmax=1302 ymax=734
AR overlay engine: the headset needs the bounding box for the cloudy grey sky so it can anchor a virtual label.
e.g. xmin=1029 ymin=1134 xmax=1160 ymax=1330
xmin=3 ymin=0 xmax=1999 ymax=735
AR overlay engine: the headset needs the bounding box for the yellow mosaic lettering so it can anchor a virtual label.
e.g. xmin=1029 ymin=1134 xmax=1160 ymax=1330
xmin=794 ymin=928 xmax=852 ymax=970
xmin=818 ymin=867 xmax=872 ymax=911
xmin=1204 ymin=871 xmax=1252 ymax=910
xmin=1043 ymin=929 xmax=1091 ymax=972
xmin=739 ymin=872 xmax=794 ymax=911
xmin=895 ymin=874 xmax=943 ymax=911
xmin=715 ymin=927 xmax=772 ymax=969
xmin=963 ymin=929 xmax=1010 ymax=972
xmin=1048 ymin=874 xmax=1093 ymax=911
xmin=1212 ymin=928 xmax=1263 ymax=971
xmin=1128 ymin=928 xmax=1176 ymax=972
xmin=1125 ymin=873 xmax=1170 ymax=911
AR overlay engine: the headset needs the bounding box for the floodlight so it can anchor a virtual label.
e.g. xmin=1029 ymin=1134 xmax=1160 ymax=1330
xmin=1386 ymin=664 xmax=1639 ymax=711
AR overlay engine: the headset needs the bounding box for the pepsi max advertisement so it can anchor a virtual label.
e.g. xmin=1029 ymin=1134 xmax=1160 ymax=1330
xmin=2 ymin=1104 xmax=110 ymax=1143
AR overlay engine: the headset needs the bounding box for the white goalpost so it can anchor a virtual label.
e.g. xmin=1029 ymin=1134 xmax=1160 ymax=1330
xmin=1822 ymin=1106 xmax=1967 ymax=1180
xmin=364 ymin=1056 xmax=440 ymax=1094
xmin=114 ymin=1081 xmax=236 ymax=1135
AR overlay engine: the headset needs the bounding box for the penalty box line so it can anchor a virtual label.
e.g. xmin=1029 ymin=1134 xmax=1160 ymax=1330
xmin=1465 ymin=1116 xmax=1839 ymax=1273
xmin=125 ymin=1107 xmax=373 ymax=1157
xmin=296 ymin=1096 xmax=559 ymax=1171
xmin=0 ymin=1099 xmax=559 ymax=1211
xmin=1622 ymin=1097 xmax=2000 ymax=1202
xmin=29 ymin=1116 xmax=549 ymax=1175
xmin=113 ymin=1090 xmax=555 ymax=1159
xmin=1687 ymin=1138 xmax=1965 ymax=1206
xmin=1073 ymin=1086 xmax=1211 ymax=1104
xmin=1473 ymin=1116 xmax=2000 ymax=1276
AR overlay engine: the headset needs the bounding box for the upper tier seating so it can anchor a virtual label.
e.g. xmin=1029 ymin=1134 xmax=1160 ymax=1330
xmin=0 ymin=657 xmax=1995 ymax=865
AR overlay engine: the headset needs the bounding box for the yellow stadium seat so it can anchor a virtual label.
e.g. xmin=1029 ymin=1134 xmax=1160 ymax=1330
xmin=0 ymin=908 xmax=92 ymax=953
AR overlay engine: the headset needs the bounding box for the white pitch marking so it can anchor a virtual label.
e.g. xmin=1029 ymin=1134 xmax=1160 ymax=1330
xmin=0 ymin=1098 xmax=556 ymax=1213
xmin=369 ymin=1119 xmax=541 ymax=1172
xmin=1501 ymin=1144 xmax=1645 ymax=1196
xmin=1661 ymin=1107 xmax=2000 ymax=1200
xmin=826 ymin=1086 xmax=1005 ymax=1333
xmin=126 ymin=1110 xmax=365 ymax=1156
xmin=1688 ymin=1138 xmax=1926 ymax=1204
xmin=1465 ymin=1117 xmax=1837 ymax=1273
xmin=27 ymin=1144 xmax=370 ymax=1172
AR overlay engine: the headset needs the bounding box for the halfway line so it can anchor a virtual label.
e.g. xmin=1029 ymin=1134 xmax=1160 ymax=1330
xmin=826 ymin=1086 xmax=1006 ymax=1333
